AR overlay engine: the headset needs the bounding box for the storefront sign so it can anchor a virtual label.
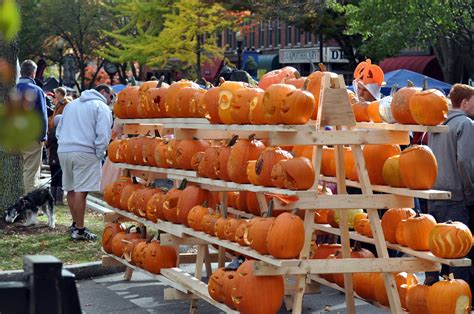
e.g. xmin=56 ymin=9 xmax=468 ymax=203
xmin=279 ymin=47 xmax=349 ymax=64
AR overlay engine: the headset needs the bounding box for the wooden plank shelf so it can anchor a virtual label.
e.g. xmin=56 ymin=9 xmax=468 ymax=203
xmin=320 ymin=175 xmax=451 ymax=200
xmin=308 ymin=275 xmax=405 ymax=313
xmin=116 ymin=118 xmax=210 ymax=125
xmin=355 ymin=122 xmax=448 ymax=133
xmin=112 ymin=163 xmax=198 ymax=178
xmin=161 ymin=268 xmax=239 ymax=314
xmin=102 ymin=251 xmax=189 ymax=294
xmin=313 ymin=223 xmax=471 ymax=267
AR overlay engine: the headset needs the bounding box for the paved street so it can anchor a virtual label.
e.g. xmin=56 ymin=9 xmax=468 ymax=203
xmin=77 ymin=266 xmax=386 ymax=314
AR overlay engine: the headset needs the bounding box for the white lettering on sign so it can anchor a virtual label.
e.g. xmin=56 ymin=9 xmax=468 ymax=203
xmin=279 ymin=47 xmax=349 ymax=64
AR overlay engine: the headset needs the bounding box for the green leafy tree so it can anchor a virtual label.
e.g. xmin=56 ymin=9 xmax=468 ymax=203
xmin=17 ymin=0 xmax=116 ymax=90
xmin=346 ymin=0 xmax=473 ymax=83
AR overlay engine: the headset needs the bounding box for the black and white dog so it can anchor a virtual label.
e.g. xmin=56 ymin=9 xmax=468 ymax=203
xmin=4 ymin=188 xmax=56 ymax=228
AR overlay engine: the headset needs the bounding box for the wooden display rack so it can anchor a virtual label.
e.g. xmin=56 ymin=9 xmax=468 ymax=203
xmin=102 ymin=72 xmax=468 ymax=314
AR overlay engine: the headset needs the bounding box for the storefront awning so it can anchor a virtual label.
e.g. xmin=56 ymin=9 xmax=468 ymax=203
xmin=379 ymin=55 xmax=443 ymax=80
xmin=257 ymin=54 xmax=280 ymax=72
xmin=201 ymin=58 xmax=224 ymax=82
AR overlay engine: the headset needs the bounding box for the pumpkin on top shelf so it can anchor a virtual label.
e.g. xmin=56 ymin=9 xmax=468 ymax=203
xmin=399 ymin=145 xmax=438 ymax=190
xmin=409 ymin=79 xmax=449 ymax=126
xmin=390 ymin=80 xmax=419 ymax=124
xmin=429 ymin=221 xmax=473 ymax=259
xmin=258 ymin=66 xmax=299 ymax=91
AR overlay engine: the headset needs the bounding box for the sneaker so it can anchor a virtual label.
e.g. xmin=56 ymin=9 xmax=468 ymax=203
xmin=71 ymin=227 xmax=97 ymax=241
xmin=67 ymin=222 xmax=76 ymax=234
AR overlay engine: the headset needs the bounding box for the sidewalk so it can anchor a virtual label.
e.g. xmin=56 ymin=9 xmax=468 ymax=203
xmin=77 ymin=266 xmax=385 ymax=314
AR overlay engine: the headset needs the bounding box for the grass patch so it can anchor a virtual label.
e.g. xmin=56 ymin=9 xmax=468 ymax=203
xmin=0 ymin=205 xmax=104 ymax=271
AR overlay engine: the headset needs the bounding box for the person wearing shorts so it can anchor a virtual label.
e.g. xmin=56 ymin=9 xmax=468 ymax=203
xmin=57 ymin=84 xmax=114 ymax=240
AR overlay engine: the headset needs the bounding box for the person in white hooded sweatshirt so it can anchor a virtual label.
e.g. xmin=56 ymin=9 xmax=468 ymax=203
xmin=56 ymin=84 xmax=114 ymax=240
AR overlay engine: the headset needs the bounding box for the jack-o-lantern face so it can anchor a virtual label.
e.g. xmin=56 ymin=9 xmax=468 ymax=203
xmin=270 ymin=157 xmax=315 ymax=190
xmin=231 ymin=260 xmax=284 ymax=314
xmin=229 ymin=88 xmax=264 ymax=124
xmin=208 ymin=268 xmax=226 ymax=302
xmin=354 ymin=59 xmax=384 ymax=86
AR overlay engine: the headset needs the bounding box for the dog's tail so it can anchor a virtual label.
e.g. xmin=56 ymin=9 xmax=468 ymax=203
xmin=46 ymin=189 xmax=55 ymax=210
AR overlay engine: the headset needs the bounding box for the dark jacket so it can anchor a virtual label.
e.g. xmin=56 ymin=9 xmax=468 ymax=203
xmin=428 ymin=110 xmax=474 ymax=205
xmin=16 ymin=77 xmax=48 ymax=141
xmin=46 ymin=126 xmax=59 ymax=166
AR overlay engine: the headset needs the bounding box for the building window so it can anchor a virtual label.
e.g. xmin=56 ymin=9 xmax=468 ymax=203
xmin=305 ymin=32 xmax=312 ymax=46
xmin=286 ymin=25 xmax=292 ymax=46
xmin=217 ymin=32 xmax=222 ymax=47
xmin=268 ymin=20 xmax=273 ymax=47
xmin=226 ymin=29 xmax=232 ymax=49
xmin=295 ymin=27 xmax=301 ymax=46
xmin=276 ymin=19 xmax=281 ymax=47
xmin=250 ymin=27 xmax=255 ymax=49
xmin=259 ymin=22 xmax=264 ymax=48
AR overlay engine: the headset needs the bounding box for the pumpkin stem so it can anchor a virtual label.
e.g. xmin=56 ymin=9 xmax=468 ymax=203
xmin=193 ymin=136 xmax=200 ymax=140
xmin=291 ymin=208 xmax=299 ymax=215
xmin=157 ymin=75 xmax=165 ymax=88
xmin=448 ymin=273 xmax=455 ymax=281
xmin=318 ymin=63 xmax=327 ymax=72
xmin=352 ymin=241 xmax=362 ymax=251
xmin=219 ymin=77 xmax=225 ymax=86
xmin=414 ymin=207 xmax=421 ymax=218
xmin=422 ymin=77 xmax=429 ymax=91
xmin=126 ymin=224 xmax=136 ymax=233
xmin=390 ymin=84 xmax=398 ymax=96
xmin=294 ymin=71 xmax=301 ymax=79
xmin=154 ymin=129 xmax=161 ymax=138
xmin=178 ymin=179 xmax=188 ymax=190
xmin=265 ymin=199 xmax=274 ymax=217
xmin=407 ymin=80 xmax=415 ymax=88
xmin=302 ymin=79 xmax=310 ymax=91
xmin=132 ymin=176 xmax=138 ymax=184
xmin=140 ymin=225 xmax=147 ymax=239
xmin=221 ymin=203 xmax=228 ymax=218
xmin=255 ymin=158 xmax=264 ymax=175
xmin=201 ymin=199 xmax=209 ymax=207
xmin=248 ymin=133 xmax=256 ymax=141
xmin=228 ymin=135 xmax=239 ymax=147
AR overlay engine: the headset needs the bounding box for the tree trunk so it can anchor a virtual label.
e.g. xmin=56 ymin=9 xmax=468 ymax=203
xmin=432 ymin=36 xmax=463 ymax=84
xmin=0 ymin=40 xmax=24 ymax=214
xmin=196 ymin=33 xmax=202 ymax=82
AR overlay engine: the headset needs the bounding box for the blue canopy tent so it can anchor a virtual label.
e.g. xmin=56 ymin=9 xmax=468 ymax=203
xmin=112 ymin=84 xmax=127 ymax=93
xmin=381 ymin=69 xmax=452 ymax=96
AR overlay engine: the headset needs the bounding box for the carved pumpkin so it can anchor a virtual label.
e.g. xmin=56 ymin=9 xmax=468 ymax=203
xmin=381 ymin=208 xmax=416 ymax=244
xmin=246 ymin=192 xmax=261 ymax=216
xmin=244 ymin=217 xmax=275 ymax=254
xmin=271 ymin=157 xmax=315 ymax=190
xmin=175 ymin=139 xmax=210 ymax=170
xmin=406 ymin=284 xmax=430 ymax=313
xmin=327 ymin=210 xmax=339 ymax=228
xmin=218 ymin=81 xmax=247 ymax=124
xmin=382 ymin=155 xmax=406 ymax=188
xmin=146 ymin=192 xmax=166 ymax=222
xmin=214 ymin=136 xmax=238 ymax=181
xmin=165 ymin=139 xmax=180 ymax=168
xmin=306 ymin=63 xmax=327 ymax=119
xmin=187 ymin=204 xmax=210 ymax=231
xmin=162 ymin=180 xmax=188 ymax=223
xmin=208 ymin=268 xmax=226 ymax=302
xmin=234 ymin=221 xmax=249 ymax=246
xmin=142 ymin=240 xmax=177 ymax=274
xmin=236 ymin=191 xmax=249 ymax=213
xmin=262 ymin=83 xmax=296 ymax=124
xmin=426 ymin=275 xmax=472 ymax=314
xmin=246 ymin=160 xmax=260 ymax=185
xmin=293 ymin=145 xmax=313 ymax=160
xmin=111 ymin=225 xmax=143 ymax=257
xmin=175 ymin=86 xmax=204 ymax=117
xmin=114 ymin=88 xmax=130 ymax=118
xmin=214 ymin=216 xmax=229 ymax=239
xmin=143 ymin=137 xmax=161 ymax=167
xmin=223 ymin=218 xmax=246 ymax=241
xmin=266 ymin=212 xmax=304 ymax=258
xmin=230 ymin=260 xmax=285 ymax=314
xmin=221 ymin=270 xmax=237 ymax=309
xmin=363 ymin=144 xmax=401 ymax=185
xmin=118 ymin=183 xmax=143 ymax=211
xmin=165 ymin=80 xmax=198 ymax=117
xmin=284 ymin=76 xmax=306 ymax=89
xmin=127 ymin=188 xmax=160 ymax=217
xmin=248 ymin=89 xmax=266 ymax=124
xmin=202 ymin=87 xmax=222 ymax=124
xmin=202 ymin=211 xmax=222 ymax=236
xmin=124 ymin=86 xmax=141 ymax=118
xmin=154 ymin=141 xmax=170 ymax=169
xmin=429 ymin=221 xmax=473 ymax=259
xmin=410 ymin=81 xmax=449 ymax=126
xmin=103 ymin=176 xmax=132 ymax=209
xmin=229 ymin=87 xmax=263 ymax=124
xmin=399 ymin=145 xmax=437 ymax=190
xmin=108 ymin=140 xmax=121 ymax=163
xmin=404 ymin=211 xmax=437 ymax=251
xmin=280 ymin=80 xmax=316 ymax=124
xmin=176 ymin=186 xmax=209 ymax=226
xmin=139 ymin=79 xmax=169 ymax=117
xmin=228 ymin=135 xmax=266 ymax=184
xmin=144 ymin=79 xmax=169 ymax=117
xmin=258 ymin=66 xmax=299 ymax=91
xmin=102 ymin=222 xmax=126 ymax=254
xmin=198 ymin=146 xmax=221 ymax=179
xmin=367 ymin=100 xmax=383 ymax=123
xmin=390 ymin=80 xmax=418 ymax=124
xmin=191 ymin=151 xmax=204 ymax=172
xmin=126 ymin=239 xmax=147 ymax=266
xmin=255 ymin=147 xmax=293 ymax=187
xmin=378 ymin=85 xmax=398 ymax=123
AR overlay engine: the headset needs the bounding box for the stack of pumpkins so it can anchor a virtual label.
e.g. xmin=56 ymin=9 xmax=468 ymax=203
xmin=101 ymin=223 xmax=177 ymax=275
xmin=311 ymin=242 xmax=472 ymax=312
xmin=352 ymin=79 xmax=449 ymax=126
xmin=208 ymin=260 xmax=284 ymax=313
xmin=112 ymin=65 xmax=334 ymax=125
xmin=319 ymin=143 xmax=439 ymax=191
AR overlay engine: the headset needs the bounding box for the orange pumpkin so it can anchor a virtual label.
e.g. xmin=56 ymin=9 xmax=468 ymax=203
xmin=352 ymin=100 xmax=371 ymax=122
xmin=114 ymin=88 xmax=130 ymax=118
xmin=214 ymin=136 xmax=238 ymax=181
xmin=162 ymin=181 xmax=187 ymax=223
xmin=270 ymin=157 xmax=315 ymax=190
xmin=262 ymin=83 xmax=296 ymax=124
xmin=382 ymin=155 xmax=406 ymax=188
xmin=111 ymin=225 xmax=143 ymax=257
xmin=367 ymin=100 xmax=383 ymax=123
xmin=124 ymin=86 xmax=141 ymax=118
xmin=390 ymin=80 xmax=418 ymax=124
xmin=399 ymin=145 xmax=438 ymax=189
xmin=165 ymin=139 xmax=180 ymax=168
xmin=258 ymin=66 xmax=299 ymax=91
xmin=208 ymin=268 xmax=226 ymax=302
xmin=426 ymin=274 xmax=472 ymax=314
xmin=227 ymin=135 xmax=266 ymax=184
xmin=404 ymin=211 xmax=437 ymax=251
xmin=143 ymin=78 xmax=169 ymax=117
xmin=154 ymin=141 xmax=170 ymax=169
xmin=381 ymin=208 xmax=416 ymax=244
xmin=429 ymin=221 xmax=473 ymax=259
xmin=406 ymin=284 xmax=430 ymax=313
xmin=284 ymin=76 xmax=306 ymax=89
xmin=139 ymin=80 xmax=169 ymax=117
xmin=118 ymin=183 xmax=142 ymax=211
xmin=246 ymin=160 xmax=260 ymax=185
xmin=229 ymin=87 xmax=263 ymax=124
xmin=175 ymin=139 xmax=210 ymax=170
xmin=248 ymin=89 xmax=266 ymax=124
xmin=231 ymin=260 xmax=284 ymax=314
xmin=187 ymin=204 xmax=210 ymax=231
xmin=218 ymin=81 xmax=247 ymax=124
xmin=191 ymin=151 xmax=204 ymax=172
xmin=127 ymin=188 xmax=160 ymax=217
xmin=124 ymin=239 xmax=147 ymax=266
xmin=202 ymin=211 xmax=222 ymax=236
xmin=176 ymin=86 xmax=205 ymax=117
xmin=176 ymin=186 xmax=209 ymax=226
xmin=102 ymin=222 xmax=125 ymax=254
xmin=410 ymin=81 xmax=449 ymax=126
xmin=280 ymin=80 xmax=316 ymax=124
xmin=344 ymin=147 xmax=358 ymax=181
xmin=306 ymin=63 xmax=327 ymax=119
xmin=353 ymin=272 xmax=378 ymax=300
xmin=255 ymin=147 xmax=293 ymax=186
xmin=234 ymin=221 xmax=249 ymax=245
xmin=373 ymin=272 xmax=419 ymax=308
xmin=363 ymin=144 xmax=401 ymax=185
xmin=146 ymin=192 xmax=165 ymax=222
xmin=202 ymin=87 xmax=222 ymax=123
xmin=165 ymin=80 xmax=198 ymax=117
xmin=321 ymin=146 xmax=336 ymax=177
xmin=396 ymin=219 xmax=409 ymax=246
xmin=142 ymin=240 xmax=177 ymax=274
xmin=244 ymin=217 xmax=275 ymax=254
xmin=266 ymin=212 xmax=305 ymax=258
xmin=198 ymin=146 xmax=221 ymax=179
